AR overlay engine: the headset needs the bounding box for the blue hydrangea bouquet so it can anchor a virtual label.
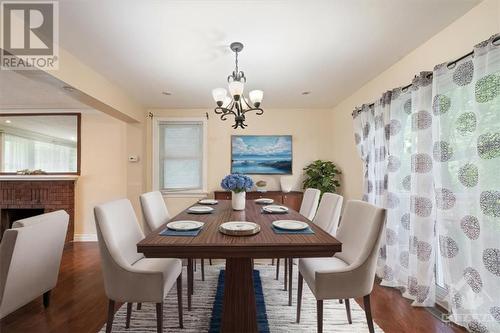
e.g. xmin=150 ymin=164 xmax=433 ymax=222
xmin=221 ymin=174 xmax=254 ymax=210
xmin=221 ymin=174 xmax=254 ymax=193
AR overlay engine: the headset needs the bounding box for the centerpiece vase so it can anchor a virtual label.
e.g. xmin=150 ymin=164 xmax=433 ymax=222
xmin=232 ymin=191 xmax=246 ymax=210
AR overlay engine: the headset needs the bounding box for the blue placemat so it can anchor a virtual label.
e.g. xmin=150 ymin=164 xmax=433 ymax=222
xmin=271 ymin=225 xmax=315 ymax=234
xmin=159 ymin=227 xmax=203 ymax=237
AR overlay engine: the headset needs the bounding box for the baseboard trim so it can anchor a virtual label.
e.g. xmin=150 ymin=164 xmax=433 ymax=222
xmin=73 ymin=234 xmax=98 ymax=242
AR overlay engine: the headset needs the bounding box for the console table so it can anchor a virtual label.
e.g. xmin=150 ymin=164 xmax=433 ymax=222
xmin=214 ymin=190 xmax=303 ymax=211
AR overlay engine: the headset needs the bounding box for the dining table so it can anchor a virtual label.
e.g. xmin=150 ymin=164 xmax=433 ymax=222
xmin=137 ymin=199 xmax=342 ymax=333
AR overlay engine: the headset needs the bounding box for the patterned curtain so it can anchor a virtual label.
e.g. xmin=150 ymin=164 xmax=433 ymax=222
xmin=353 ymin=33 xmax=500 ymax=331
xmin=432 ymin=34 xmax=500 ymax=332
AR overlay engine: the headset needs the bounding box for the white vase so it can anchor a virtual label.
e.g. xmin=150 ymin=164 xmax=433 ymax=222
xmin=280 ymin=176 xmax=293 ymax=193
xmin=232 ymin=191 xmax=246 ymax=210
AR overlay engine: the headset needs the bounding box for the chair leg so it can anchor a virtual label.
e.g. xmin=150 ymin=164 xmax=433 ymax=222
xmin=42 ymin=290 xmax=51 ymax=308
xmin=272 ymin=258 xmax=275 ymax=265
xmin=177 ymin=273 xmax=184 ymax=328
xmin=209 ymin=258 xmax=213 ymax=265
xmin=364 ymin=295 xmax=375 ymax=333
xmin=317 ymin=299 xmax=323 ymax=333
xmin=106 ymin=300 xmax=115 ymax=333
xmin=201 ymin=258 xmax=205 ymax=281
xmin=187 ymin=258 xmax=193 ymax=311
xmin=296 ymin=272 xmax=303 ymax=323
xmin=156 ymin=302 xmax=163 ymax=333
xmin=288 ymin=257 xmax=293 ymax=306
xmin=137 ymin=302 xmax=142 ymax=310
xmin=126 ymin=302 xmax=132 ymax=328
xmin=284 ymin=258 xmax=288 ymax=291
xmin=275 ymin=258 xmax=280 ymax=280
xmin=339 ymin=299 xmax=343 ymax=304
xmin=344 ymin=298 xmax=352 ymax=324
xmin=194 ymin=258 xmax=197 ymax=272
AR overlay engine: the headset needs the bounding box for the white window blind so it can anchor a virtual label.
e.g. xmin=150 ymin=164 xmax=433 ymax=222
xmin=158 ymin=121 xmax=204 ymax=191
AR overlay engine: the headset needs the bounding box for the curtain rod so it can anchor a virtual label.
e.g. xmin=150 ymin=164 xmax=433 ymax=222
xmin=360 ymin=49 xmax=476 ymax=110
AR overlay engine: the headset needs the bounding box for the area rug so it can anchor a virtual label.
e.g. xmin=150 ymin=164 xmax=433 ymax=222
xmin=99 ymin=264 xmax=384 ymax=332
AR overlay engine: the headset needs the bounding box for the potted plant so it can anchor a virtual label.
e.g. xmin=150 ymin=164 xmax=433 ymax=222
xmin=221 ymin=174 xmax=254 ymax=210
xmin=302 ymin=160 xmax=341 ymax=195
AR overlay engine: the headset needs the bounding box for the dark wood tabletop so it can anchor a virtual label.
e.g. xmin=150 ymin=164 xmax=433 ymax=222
xmin=137 ymin=200 xmax=341 ymax=259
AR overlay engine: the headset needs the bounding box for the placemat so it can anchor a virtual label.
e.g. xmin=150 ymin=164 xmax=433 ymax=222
xmin=159 ymin=227 xmax=203 ymax=237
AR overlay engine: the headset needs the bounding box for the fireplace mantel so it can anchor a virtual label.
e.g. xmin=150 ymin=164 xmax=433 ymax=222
xmin=0 ymin=175 xmax=79 ymax=181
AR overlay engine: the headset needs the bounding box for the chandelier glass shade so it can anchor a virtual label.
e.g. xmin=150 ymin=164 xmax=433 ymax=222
xmin=212 ymin=42 xmax=264 ymax=129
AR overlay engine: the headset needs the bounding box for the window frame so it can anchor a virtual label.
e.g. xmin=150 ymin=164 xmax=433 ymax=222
xmin=152 ymin=117 xmax=208 ymax=197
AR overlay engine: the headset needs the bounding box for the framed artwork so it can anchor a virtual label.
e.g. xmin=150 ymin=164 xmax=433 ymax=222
xmin=231 ymin=135 xmax=292 ymax=174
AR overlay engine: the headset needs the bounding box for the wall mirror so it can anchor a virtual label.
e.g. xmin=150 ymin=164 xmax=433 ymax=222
xmin=0 ymin=113 xmax=81 ymax=175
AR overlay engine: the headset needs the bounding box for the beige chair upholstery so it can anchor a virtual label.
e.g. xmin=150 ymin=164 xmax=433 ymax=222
xmin=312 ymin=192 xmax=343 ymax=235
xmin=297 ymin=200 xmax=386 ymax=333
xmin=299 ymin=188 xmax=321 ymax=220
xmin=94 ymin=199 xmax=183 ymax=333
xmin=140 ymin=191 xmax=170 ymax=234
xmin=0 ymin=210 xmax=68 ymax=319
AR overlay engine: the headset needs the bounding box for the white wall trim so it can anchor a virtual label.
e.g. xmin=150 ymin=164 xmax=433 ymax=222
xmin=73 ymin=233 xmax=98 ymax=242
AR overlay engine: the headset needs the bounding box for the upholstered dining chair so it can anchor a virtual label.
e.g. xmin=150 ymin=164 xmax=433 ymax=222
xmin=140 ymin=191 xmax=209 ymax=311
xmin=284 ymin=192 xmax=344 ymax=305
xmin=275 ymin=188 xmax=321 ymax=282
xmin=95 ymin=199 xmax=183 ymax=333
xmin=296 ymin=200 xmax=386 ymax=333
xmin=0 ymin=210 xmax=68 ymax=319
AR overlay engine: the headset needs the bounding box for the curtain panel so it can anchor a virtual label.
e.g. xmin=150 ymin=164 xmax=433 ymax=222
xmin=352 ymin=34 xmax=500 ymax=332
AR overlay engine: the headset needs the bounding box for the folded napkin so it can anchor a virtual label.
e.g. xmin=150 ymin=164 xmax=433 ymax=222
xmin=271 ymin=225 xmax=315 ymax=234
xmin=159 ymin=227 xmax=203 ymax=237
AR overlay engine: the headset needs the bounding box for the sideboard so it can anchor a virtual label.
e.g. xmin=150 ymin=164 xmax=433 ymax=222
xmin=214 ymin=190 xmax=304 ymax=211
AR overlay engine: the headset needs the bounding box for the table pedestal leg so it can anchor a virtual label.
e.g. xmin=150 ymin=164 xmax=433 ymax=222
xmin=221 ymin=258 xmax=257 ymax=333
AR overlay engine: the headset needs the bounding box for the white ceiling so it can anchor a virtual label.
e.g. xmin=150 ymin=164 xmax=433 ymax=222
xmin=7 ymin=0 xmax=482 ymax=110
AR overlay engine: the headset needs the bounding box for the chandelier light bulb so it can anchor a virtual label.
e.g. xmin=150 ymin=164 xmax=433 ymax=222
xmin=249 ymin=90 xmax=263 ymax=107
xmin=228 ymin=80 xmax=244 ymax=98
xmin=212 ymin=88 xmax=228 ymax=105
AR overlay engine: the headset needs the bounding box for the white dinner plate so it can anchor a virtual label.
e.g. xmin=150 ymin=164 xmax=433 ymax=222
xmin=187 ymin=205 xmax=214 ymax=213
xmin=272 ymin=220 xmax=309 ymax=231
xmin=219 ymin=221 xmax=261 ymax=236
xmin=254 ymin=198 xmax=274 ymax=204
xmin=166 ymin=220 xmax=204 ymax=231
xmin=263 ymin=205 xmax=289 ymax=213
xmin=198 ymin=199 xmax=219 ymax=205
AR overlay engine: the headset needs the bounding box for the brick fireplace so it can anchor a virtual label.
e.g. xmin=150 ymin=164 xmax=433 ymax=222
xmin=0 ymin=178 xmax=76 ymax=243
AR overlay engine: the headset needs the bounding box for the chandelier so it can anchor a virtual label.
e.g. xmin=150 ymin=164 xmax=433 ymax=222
xmin=212 ymin=42 xmax=264 ymax=129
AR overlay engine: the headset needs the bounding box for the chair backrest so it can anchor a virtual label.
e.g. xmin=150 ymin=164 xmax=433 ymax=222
xmin=299 ymin=188 xmax=321 ymax=220
xmin=312 ymin=192 xmax=343 ymax=235
xmin=0 ymin=210 xmax=69 ymax=319
xmin=140 ymin=191 xmax=170 ymax=234
xmin=94 ymin=199 xmax=145 ymax=300
xmin=335 ymin=200 xmax=386 ymax=268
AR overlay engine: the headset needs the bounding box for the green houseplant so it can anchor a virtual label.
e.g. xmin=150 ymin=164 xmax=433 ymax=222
xmin=302 ymin=160 xmax=341 ymax=195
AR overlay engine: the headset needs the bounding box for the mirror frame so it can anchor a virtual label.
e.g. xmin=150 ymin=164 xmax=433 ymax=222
xmin=0 ymin=113 xmax=81 ymax=175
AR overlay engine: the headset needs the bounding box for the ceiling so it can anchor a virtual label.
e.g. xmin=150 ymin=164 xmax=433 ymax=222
xmin=4 ymin=0 xmax=482 ymax=110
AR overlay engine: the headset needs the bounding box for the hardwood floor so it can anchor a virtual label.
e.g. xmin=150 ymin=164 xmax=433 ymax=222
xmin=0 ymin=242 xmax=466 ymax=333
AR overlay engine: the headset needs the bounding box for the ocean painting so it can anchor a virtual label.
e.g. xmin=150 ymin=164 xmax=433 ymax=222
xmin=231 ymin=135 xmax=292 ymax=174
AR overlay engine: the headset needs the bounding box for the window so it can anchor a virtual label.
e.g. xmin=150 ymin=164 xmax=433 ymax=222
xmin=153 ymin=118 xmax=207 ymax=195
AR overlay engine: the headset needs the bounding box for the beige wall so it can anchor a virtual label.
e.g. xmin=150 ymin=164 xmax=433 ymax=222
xmin=145 ymin=108 xmax=334 ymax=216
xmin=330 ymin=0 xmax=500 ymax=202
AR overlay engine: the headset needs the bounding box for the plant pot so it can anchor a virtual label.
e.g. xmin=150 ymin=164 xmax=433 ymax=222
xmin=232 ymin=191 xmax=246 ymax=210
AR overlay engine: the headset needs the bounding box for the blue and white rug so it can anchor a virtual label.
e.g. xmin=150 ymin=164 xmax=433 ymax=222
xmin=99 ymin=263 xmax=384 ymax=332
